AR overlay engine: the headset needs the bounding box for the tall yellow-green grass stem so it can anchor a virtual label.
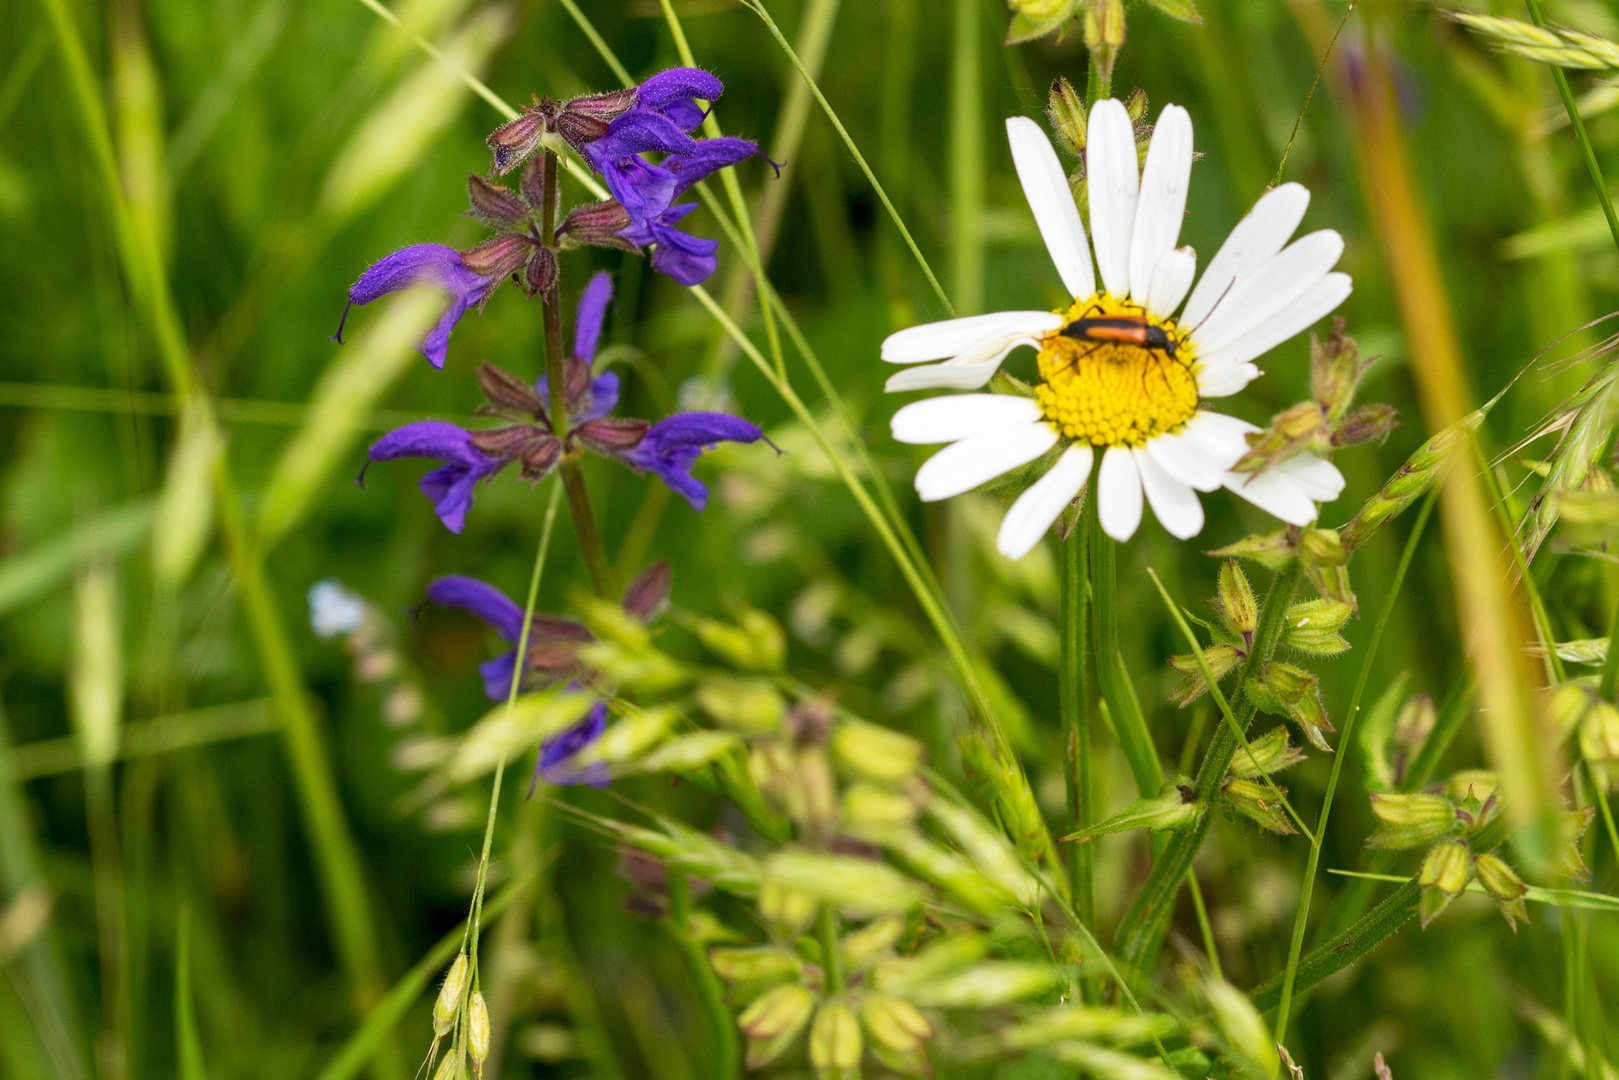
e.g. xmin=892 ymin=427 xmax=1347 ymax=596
xmin=1343 ymin=31 xmax=1562 ymax=870
xmin=1088 ymin=493 xmax=1164 ymax=799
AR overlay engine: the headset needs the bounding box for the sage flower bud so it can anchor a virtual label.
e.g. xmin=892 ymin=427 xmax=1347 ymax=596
xmin=860 ymin=995 xmax=933 ymax=1053
xmin=1216 ymin=560 xmax=1258 ymax=646
xmin=1418 ymin=842 xmax=1471 ymax=927
xmin=1223 ymin=778 xmax=1296 ymax=835
xmin=1045 ymin=76 xmax=1087 ymax=156
xmin=1247 ymin=663 xmax=1336 ymax=751
xmin=434 ymin=952 xmax=468 ymax=1037
xmin=1475 ymin=852 xmax=1530 ymax=930
xmin=809 ymin=999 xmax=863 ymax=1072
xmin=1366 ymin=792 xmax=1457 ymax=849
xmin=1227 ymin=727 xmax=1305 ymax=781
xmin=739 ymin=984 xmax=815 ymax=1068
xmin=1282 ymin=598 xmax=1353 ymax=656
xmin=467 ymin=991 xmax=490 ymax=1074
xmin=1168 ymin=644 xmax=1243 ymax=707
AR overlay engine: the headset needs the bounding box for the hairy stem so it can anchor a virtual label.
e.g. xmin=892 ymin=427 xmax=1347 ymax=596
xmin=1113 ymin=562 xmax=1303 ymax=976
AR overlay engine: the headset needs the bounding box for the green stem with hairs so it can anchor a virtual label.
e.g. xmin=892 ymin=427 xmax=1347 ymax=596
xmin=1273 ymin=489 xmax=1436 ymax=1045
xmin=1113 ymin=562 xmax=1304 ymax=976
xmin=1061 ymin=519 xmax=1094 ymax=933
xmin=1087 ymin=484 xmax=1163 ymax=799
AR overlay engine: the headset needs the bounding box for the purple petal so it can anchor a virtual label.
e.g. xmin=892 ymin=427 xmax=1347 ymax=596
xmin=593 ymin=111 xmax=702 ymax=161
xmin=623 ymin=412 xmax=763 ymax=511
xmin=427 ymin=576 xmax=525 ymax=641
xmin=576 ymin=370 xmax=621 ymax=423
xmin=367 ymin=422 xmax=501 ymax=532
xmin=649 ymin=223 xmax=719 ymax=286
xmin=664 ymin=137 xmax=759 ymax=199
xmin=536 ymin=700 xmax=611 ymax=787
xmin=636 ymin=68 xmax=724 ymax=115
xmin=574 ymin=272 xmax=615 ymax=364
xmin=593 ymin=155 xmax=678 ymax=221
xmin=480 ymin=651 xmax=520 ymax=701
xmin=347 ymin=244 xmax=497 ymax=369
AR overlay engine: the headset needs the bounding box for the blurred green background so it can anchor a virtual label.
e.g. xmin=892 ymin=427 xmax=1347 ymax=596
xmin=1 ymin=0 xmax=1617 ymax=1076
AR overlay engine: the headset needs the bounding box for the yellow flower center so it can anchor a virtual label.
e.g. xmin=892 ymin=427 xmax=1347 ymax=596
xmin=1035 ymin=293 xmax=1200 ymax=448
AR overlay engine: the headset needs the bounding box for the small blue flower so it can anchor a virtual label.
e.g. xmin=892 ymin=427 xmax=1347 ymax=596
xmin=308 ymin=580 xmax=368 ymax=638
xmin=335 ymin=244 xmax=499 ymax=369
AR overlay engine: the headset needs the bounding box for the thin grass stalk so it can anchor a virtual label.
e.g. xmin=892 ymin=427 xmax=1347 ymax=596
xmin=1088 ymin=491 xmax=1164 ymax=798
xmin=173 ymin=910 xmax=205 ymax=1080
xmin=83 ymin=768 xmax=129 ymax=1080
xmin=1186 ymin=873 xmax=1222 ymax=981
xmin=1523 ymin=0 xmax=1619 ymax=255
xmin=736 ymin=0 xmax=955 ymax=316
xmin=1344 ymin=24 xmax=1560 ymax=870
xmin=1272 ymin=489 xmax=1437 ymax=1045
xmin=1113 ymin=563 xmax=1303 ymax=975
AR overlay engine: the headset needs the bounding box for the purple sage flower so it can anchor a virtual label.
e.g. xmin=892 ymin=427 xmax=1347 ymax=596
xmin=623 ymin=411 xmax=764 ymax=511
xmin=425 ymin=574 xmax=593 ymax=699
xmin=534 ymin=700 xmax=611 ymax=789
xmin=615 ymin=137 xmax=762 ymax=285
xmin=364 ymin=422 xmax=503 ymax=533
xmin=335 ymin=244 xmax=499 ymax=369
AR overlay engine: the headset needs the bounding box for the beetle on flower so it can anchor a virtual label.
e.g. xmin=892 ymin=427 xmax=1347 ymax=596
xmin=884 ymin=98 xmax=1351 ymax=557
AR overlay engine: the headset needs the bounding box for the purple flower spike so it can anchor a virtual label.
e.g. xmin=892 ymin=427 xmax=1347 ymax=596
xmin=616 ymin=137 xmax=760 ymax=286
xmin=623 ymin=412 xmax=764 ymax=510
xmin=574 ymin=272 xmax=615 ymax=365
xmin=534 ymin=699 xmax=611 ymax=789
xmin=366 ymin=421 xmax=500 ymax=532
xmin=340 ymin=244 xmax=498 ymax=369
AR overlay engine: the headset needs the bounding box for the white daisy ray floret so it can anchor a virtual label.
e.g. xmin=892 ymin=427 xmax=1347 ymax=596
xmin=884 ymin=99 xmax=1351 ymax=559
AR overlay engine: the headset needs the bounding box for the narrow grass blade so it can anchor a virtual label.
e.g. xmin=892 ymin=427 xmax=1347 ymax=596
xmin=0 ymin=501 xmax=152 ymax=616
xmin=175 ymin=908 xmax=207 ymax=1080
xmin=3 ymin=698 xmax=275 ymax=781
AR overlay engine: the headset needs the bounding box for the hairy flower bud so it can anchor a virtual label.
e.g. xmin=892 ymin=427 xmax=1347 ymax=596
xmin=1366 ymin=792 xmax=1457 ymax=849
xmin=841 ymin=914 xmax=907 ymax=973
xmin=1282 ymin=598 xmax=1353 ymax=656
xmin=558 ymin=199 xmax=639 ymax=253
xmin=523 ymin=245 xmax=558 ymax=298
xmin=1222 ymin=778 xmax=1296 ymax=835
xmin=1418 ymin=841 xmax=1472 ymax=926
xmin=434 ymin=952 xmax=468 ymax=1037
xmin=1226 ymin=726 xmax=1306 ymax=780
xmin=1065 ymin=781 xmax=1201 ymax=841
xmin=1216 ymin=559 xmax=1258 ymax=645
xmin=1474 ymin=852 xmax=1530 ymax=930
xmin=1247 ymin=662 xmax=1336 ymax=751
xmin=1208 ymin=528 xmax=1297 ymax=569
xmin=810 ymin=999 xmax=863 ymax=1072
xmin=1168 ymin=644 xmax=1243 ymax=707
xmin=1045 ymin=76 xmax=1088 ymax=156
xmin=460 ymin=232 xmax=536 ymax=280
xmin=464 ymin=175 xmax=531 ymax=228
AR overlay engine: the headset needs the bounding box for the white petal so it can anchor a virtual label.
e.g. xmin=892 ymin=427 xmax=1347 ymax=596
xmin=997 ymin=445 xmax=1094 ymax=560
xmin=1224 ymin=468 xmax=1319 ymax=526
xmin=1007 ymin=117 xmax=1095 ymax=300
xmin=1129 ymin=105 xmax=1193 ymax=301
xmin=884 ymin=333 xmax=1045 ymax=392
xmin=913 ymin=424 xmax=1058 ymax=502
xmin=1134 ymin=447 xmax=1204 ymax=539
xmin=1176 ymin=411 xmax=1255 ymax=472
xmin=1145 ymin=427 xmax=1224 ymax=492
xmin=1182 ymin=182 xmax=1311 ymax=329
xmin=882 ymin=311 xmax=1063 ymax=363
xmin=1275 ymin=453 xmax=1346 ymax=502
xmin=1191 ymin=230 xmax=1344 ymax=352
xmin=1144 ymin=246 xmax=1196 ymax=319
xmin=1197 ymin=273 xmax=1353 ymax=369
xmin=891 ymin=394 xmax=1044 ymax=444
xmin=1097 ymin=446 xmax=1144 ymax=541
xmin=1195 ymin=359 xmax=1262 ymax=398
xmin=1086 ymin=98 xmax=1140 ymax=297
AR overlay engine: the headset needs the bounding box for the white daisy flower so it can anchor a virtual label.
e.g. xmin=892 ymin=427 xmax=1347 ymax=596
xmin=884 ymin=99 xmax=1351 ymax=559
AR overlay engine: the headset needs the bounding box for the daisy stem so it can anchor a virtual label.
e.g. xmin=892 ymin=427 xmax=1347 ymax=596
xmin=1086 ymin=481 xmax=1164 ymax=799
xmin=1113 ymin=561 xmax=1303 ymax=977
xmin=1272 ymin=488 xmax=1436 ymax=1047
xmin=1060 ymin=505 xmax=1095 ymax=939
xmin=539 ymin=148 xmax=612 ymax=598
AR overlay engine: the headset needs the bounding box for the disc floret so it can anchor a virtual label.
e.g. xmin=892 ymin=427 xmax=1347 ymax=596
xmin=1035 ymin=293 xmax=1198 ymax=448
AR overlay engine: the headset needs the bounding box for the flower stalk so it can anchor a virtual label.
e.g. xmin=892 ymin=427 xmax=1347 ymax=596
xmin=1060 ymin=511 xmax=1094 ymax=936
